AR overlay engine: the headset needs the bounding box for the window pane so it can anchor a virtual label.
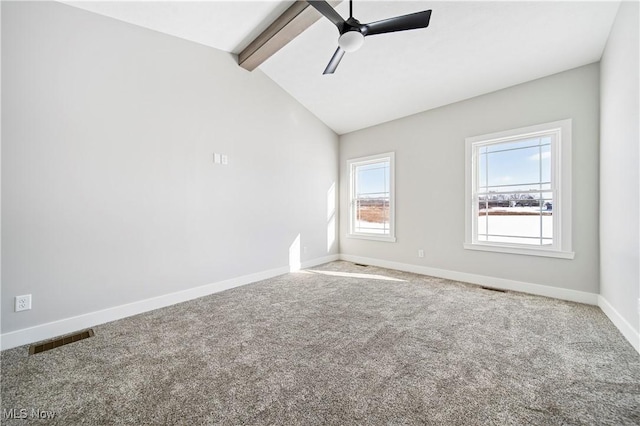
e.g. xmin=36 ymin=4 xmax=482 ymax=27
xmin=479 ymin=152 xmax=487 ymax=192
xmin=539 ymin=193 xmax=553 ymax=215
xmin=541 ymin=144 xmax=551 ymax=183
xmin=356 ymin=163 xmax=388 ymax=196
xmin=486 ymin=213 xmax=541 ymax=238
xmin=473 ymin=134 xmax=557 ymax=246
xmin=476 ymin=207 xmax=554 ymax=245
xmin=487 ymin=145 xmax=541 ymax=187
xmin=477 ymin=214 xmax=488 ymax=238
xmin=355 ymin=198 xmax=389 ymax=234
xmin=354 ymin=159 xmax=390 ymax=235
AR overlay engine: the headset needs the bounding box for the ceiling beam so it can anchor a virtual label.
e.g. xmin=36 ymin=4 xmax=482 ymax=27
xmin=238 ymin=0 xmax=342 ymax=71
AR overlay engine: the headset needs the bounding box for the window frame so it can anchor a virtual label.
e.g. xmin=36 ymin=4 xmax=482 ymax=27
xmin=464 ymin=119 xmax=574 ymax=259
xmin=347 ymin=152 xmax=396 ymax=243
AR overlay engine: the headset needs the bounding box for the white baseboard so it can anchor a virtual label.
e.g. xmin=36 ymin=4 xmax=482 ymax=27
xmin=339 ymin=254 xmax=599 ymax=305
xmin=7 ymin=253 xmax=637 ymax=356
xmin=0 ymin=254 xmax=339 ymax=351
xmin=598 ymin=295 xmax=640 ymax=354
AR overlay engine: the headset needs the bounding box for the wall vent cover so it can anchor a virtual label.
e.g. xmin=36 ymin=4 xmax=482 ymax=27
xmin=29 ymin=329 xmax=95 ymax=355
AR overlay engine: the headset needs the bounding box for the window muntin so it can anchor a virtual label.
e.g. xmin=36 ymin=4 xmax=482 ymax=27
xmin=348 ymin=153 xmax=396 ymax=242
xmin=465 ymin=120 xmax=573 ymax=259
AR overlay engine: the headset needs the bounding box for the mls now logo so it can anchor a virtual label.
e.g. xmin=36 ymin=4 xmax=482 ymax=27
xmin=3 ymin=408 xmax=56 ymax=420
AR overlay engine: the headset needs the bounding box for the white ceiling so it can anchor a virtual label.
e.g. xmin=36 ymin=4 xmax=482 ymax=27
xmin=64 ymin=1 xmax=621 ymax=135
xmin=64 ymin=1 xmax=295 ymax=53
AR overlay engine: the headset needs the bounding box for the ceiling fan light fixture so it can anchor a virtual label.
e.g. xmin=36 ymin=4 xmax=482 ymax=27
xmin=338 ymin=31 xmax=364 ymax=52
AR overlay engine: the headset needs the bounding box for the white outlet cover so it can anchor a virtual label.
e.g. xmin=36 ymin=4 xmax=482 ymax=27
xmin=15 ymin=294 xmax=32 ymax=312
xmin=221 ymin=155 xmax=228 ymax=165
xmin=213 ymin=153 xmax=221 ymax=164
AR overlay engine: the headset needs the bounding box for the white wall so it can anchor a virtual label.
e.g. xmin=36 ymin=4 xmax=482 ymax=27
xmin=599 ymin=0 xmax=640 ymax=346
xmin=340 ymin=64 xmax=600 ymax=295
xmin=1 ymin=2 xmax=338 ymax=336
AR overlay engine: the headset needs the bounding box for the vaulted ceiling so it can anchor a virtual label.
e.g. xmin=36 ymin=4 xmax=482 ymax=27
xmin=65 ymin=1 xmax=621 ymax=134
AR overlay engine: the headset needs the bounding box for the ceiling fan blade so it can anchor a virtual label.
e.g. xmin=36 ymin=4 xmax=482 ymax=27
xmin=323 ymin=47 xmax=346 ymax=74
xmin=362 ymin=10 xmax=432 ymax=36
xmin=308 ymin=0 xmax=345 ymax=29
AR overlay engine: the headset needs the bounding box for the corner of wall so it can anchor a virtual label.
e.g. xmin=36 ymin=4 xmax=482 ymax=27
xmin=598 ymin=295 xmax=640 ymax=354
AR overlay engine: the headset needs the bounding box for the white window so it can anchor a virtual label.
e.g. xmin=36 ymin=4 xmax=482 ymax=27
xmin=464 ymin=119 xmax=574 ymax=259
xmin=348 ymin=152 xmax=396 ymax=242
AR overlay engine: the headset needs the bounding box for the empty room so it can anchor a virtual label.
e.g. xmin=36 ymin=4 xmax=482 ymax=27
xmin=1 ymin=0 xmax=639 ymax=424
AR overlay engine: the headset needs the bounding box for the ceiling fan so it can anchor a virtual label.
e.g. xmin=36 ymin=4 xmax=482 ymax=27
xmin=308 ymin=0 xmax=432 ymax=74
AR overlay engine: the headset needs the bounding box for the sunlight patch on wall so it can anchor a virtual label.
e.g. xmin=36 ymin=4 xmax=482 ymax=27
xmin=289 ymin=234 xmax=301 ymax=272
xmin=327 ymin=182 xmax=336 ymax=252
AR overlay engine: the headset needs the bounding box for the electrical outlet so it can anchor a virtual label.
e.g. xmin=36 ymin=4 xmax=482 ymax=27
xmin=221 ymin=154 xmax=228 ymax=165
xmin=418 ymin=249 xmax=425 ymax=258
xmin=15 ymin=294 xmax=31 ymax=312
xmin=213 ymin=153 xmax=221 ymax=164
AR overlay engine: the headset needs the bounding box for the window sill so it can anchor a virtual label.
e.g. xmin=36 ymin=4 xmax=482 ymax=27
xmin=463 ymin=242 xmax=574 ymax=259
xmin=348 ymin=233 xmax=397 ymax=243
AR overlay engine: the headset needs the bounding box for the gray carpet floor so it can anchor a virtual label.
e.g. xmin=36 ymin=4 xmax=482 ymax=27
xmin=1 ymin=261 xmax=639 ymax=425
